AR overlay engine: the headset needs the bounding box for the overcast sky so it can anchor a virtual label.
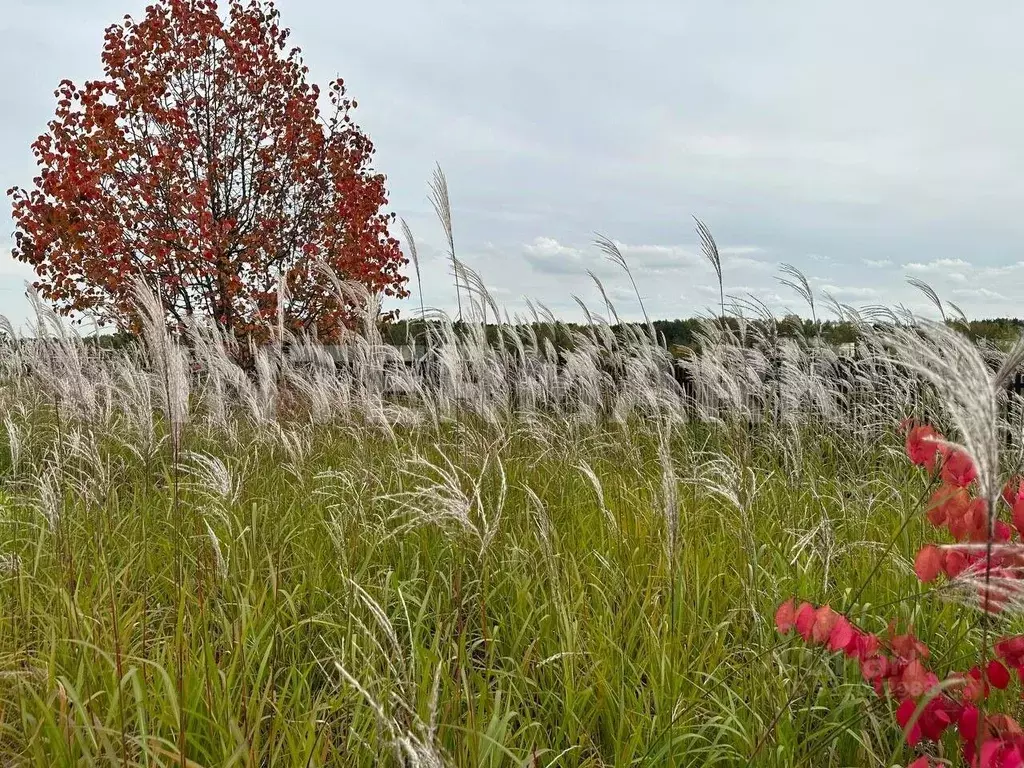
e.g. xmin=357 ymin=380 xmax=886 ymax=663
xmin=3 ymin=0 xmax=1024 ymax=330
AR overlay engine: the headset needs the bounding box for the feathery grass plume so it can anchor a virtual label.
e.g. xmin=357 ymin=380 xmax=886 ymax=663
xmin=33 ymin=464 xmax=62 ymax=531
xmin=332 ymin=658 xmax=450 ymax=767
xmin=777 ymin=263 xmax=817 ymax=329
xmin=400 ymin=217 xmax=427 ymax=326
xmin=587 ymin=270 xmax=621 ymax=325
xmin=906 ymin=276 xmax=947 ymax=323
xmin=782 ymin=493 xmax=872 ymax=591
xmin=821 ymin=290 xmax=863 ymax=325
xmin=427 ymin=164 xmax=462 ymax=322
xmin=3 ymin=417 xmax=22 ymax=476
xmin=453 ymin=259 xmax=501 ymax=327
xmin=131 ymin=276 xmax=190 ymax=444
xmin=23 ymin=287 xmax=105 ymax=425
xmin=694 ymin=216 xmax=725 ymax=322
xmin=576 ymin=459 xmax=618 ymax=535
xmin=594 ymin=234 xmax=654 ymax=341
xmin=178 ymin=450 xmax=238 ymax=507
xmin=379 ymin=443 xmax=506 ymax=556
xmin=948 ymin=300 xmax=969 ymax=327
xmin=58 ymin=426 xmax=115 ymax=511
xmin=172 ymin=448 xmax=233 ymax=583
xmin=656 ymin=419 xmax=679 ymax=561
xmin=0 ymin=312 xmax=17 ymax=344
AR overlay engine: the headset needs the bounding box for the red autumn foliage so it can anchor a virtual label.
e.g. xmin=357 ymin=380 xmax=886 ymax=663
xmin=942 ymin=447 xmax=980 ymax=489
xmin=777 ymin=421 xmax=1024 ymax=765
xmin=1014 ymin=498 xmax=1024 ymax=538
xmin=914 ymin=545 xmax=944 ymax=582
xmin=906 ymin=424 xmax=943 ymax=469
xmin=8 ymin=0 xmax=407 ymax=349
xmin=777 ymin=601 xmax=1024 ymax=765
xmin=1003 ymin=477 xmax=1024 ymax=508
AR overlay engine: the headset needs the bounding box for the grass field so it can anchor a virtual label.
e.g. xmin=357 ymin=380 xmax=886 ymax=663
xmin=0 ymin=291 xmax=1019 ymax=766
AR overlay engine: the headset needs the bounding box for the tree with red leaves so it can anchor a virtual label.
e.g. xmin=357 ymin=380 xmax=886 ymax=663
xmin=8 ymin=0 xmax=407 ymax=349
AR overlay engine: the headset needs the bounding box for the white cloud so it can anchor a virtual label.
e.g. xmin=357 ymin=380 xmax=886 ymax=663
xmin=904 ymin=258 xmax=973 ymax=272
xmin=819 ymin=284 xmax=879 ymax=298
xmin=977 ymin=262 xmax=1024 ymax=277
xmin=523 ymin=236 xmax=739 ymax=277
xmin=720 ymin=246 xmax=766 ymax=256
xmin=862 ymin=258 xmax=893 ymax=268
xmin=524 ymin=236 xmax=583 ymax=260
xmin=522 ymin=237 xmax=592 ymax=275
xmin=951 ymin=287 xmax=1006 ymax=300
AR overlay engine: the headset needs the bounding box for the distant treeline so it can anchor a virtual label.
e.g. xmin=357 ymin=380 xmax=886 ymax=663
xmin=381 ymin=317 xmax=1024 ymax=353
xmin=23 ymin=316 xmax=1024 ymax=354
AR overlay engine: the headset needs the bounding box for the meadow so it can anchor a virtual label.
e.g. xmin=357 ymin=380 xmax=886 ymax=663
xmin=0 ymin=280 xmax=1020 ymax=767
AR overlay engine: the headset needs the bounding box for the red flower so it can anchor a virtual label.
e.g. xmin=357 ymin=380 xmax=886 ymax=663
xmin=770 ymin=595 xmax=1024 ymax=761
xmin=965 ymin=498 xmax=991 ymax=542
xmin=965 ymin=717 xmax=1024 ymax=768
xmin=976 ymin=740 xmax=1024 ymax=768
xmin=965 ymin=666 xmax=991 ymax=701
